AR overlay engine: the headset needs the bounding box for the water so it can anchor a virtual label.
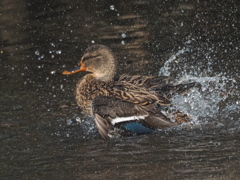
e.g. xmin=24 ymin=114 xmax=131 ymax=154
xmin=158 ymin=38 xmax=240 ymax=133
xmin=1 ymin=0 xmax=240 ymax=179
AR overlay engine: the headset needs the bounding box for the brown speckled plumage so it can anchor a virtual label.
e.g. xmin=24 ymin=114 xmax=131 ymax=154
xmin=63 ymin=44 xmax=197 ymax=139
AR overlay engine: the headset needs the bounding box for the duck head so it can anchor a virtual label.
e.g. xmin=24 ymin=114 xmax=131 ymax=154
xmin=62 ymin=44 xmax=117 ymax=82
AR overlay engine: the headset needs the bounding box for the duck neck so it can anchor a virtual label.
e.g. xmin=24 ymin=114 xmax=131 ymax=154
xmin=92 ymin=70 xmax=115 ymax=82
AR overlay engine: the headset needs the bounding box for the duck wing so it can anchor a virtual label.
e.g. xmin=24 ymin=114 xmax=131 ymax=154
xmin=116 ymin=74 xmax=198 ymax=100
xmin=114 ymin=75 xmax=172 ymax=106
xmin=117 ymin=74 xmax=170 ymax=89
xmin=92 ymin=96 xmax=177 ymax=139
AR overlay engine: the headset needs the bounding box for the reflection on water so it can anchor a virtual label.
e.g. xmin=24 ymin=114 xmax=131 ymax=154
xmin=1 ymin=0 xmax=240 ymax=179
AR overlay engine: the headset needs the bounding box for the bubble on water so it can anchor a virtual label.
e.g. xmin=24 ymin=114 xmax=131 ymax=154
xmin=35 ymin=50 xmax=40 ymax=56
xmin=121 ymin=40 xmax=125 ymax=45
xmin=110 ymin=5 xmax=115 ymax=10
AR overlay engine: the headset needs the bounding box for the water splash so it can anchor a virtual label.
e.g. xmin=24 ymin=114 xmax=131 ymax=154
xmin=172 ymin=75 xmax=229 ymax=116
xmin=65 ymin=115 xmax=97 ymax=138
xmin=159 ymin=47 xmax=189 ymax=76
xmin=159 ymin=48 xmax=240 ymax=131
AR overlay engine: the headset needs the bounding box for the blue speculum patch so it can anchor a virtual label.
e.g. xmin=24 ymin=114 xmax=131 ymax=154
xmin=123 ymin=122 xmax=154 ymax=134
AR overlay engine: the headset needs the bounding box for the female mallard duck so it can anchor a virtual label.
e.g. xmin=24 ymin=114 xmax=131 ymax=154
xmin=63 ymin=44 xmax=196 ymax=139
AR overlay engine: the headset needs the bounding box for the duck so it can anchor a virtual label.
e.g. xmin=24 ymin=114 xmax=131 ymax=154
xmin=62 ymin=44 xmax=196 ymax=139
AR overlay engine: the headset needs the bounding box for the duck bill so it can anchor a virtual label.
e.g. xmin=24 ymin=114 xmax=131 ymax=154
xmin=62 ymin=63 xmax=86 ymax=75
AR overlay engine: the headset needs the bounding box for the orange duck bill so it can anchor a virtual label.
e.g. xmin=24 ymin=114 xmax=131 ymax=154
xmin=62 ymin=62 xmax=86 ymax=75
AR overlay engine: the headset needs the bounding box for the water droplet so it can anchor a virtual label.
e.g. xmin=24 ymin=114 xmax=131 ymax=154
xmin=50 ymin=43 xmax=55 ymax=47
xmin=51 ymin=70 xmax=56 ymax=74
xmin=76 ymin=117 xmax=81 ymax=124
xmin=121 ymin=40 xmax=125 ymax=45
xmin=91 ymin=40 xmax=95 ymax=43
xmin=110 ymin=5 xmax=115 ymax=10
xmin=121 ymin=33 xmax=126 ymax=38
xmin=186 ymin=40 xmax=191 ymax=44
xmin=56 ymin=50 xmax=62 ymax=54
xmin=35 ymin=50 xmax=40 ymax=56
xmin=67 ymin=119 xmax=72 ymax=126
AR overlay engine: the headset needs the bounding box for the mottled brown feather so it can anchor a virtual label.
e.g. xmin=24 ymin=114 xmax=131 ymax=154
xmin=65 ymin=44 xmax=197 ymax=138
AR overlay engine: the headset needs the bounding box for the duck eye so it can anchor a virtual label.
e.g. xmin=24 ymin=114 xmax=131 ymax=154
xmin=82 ymin=55 xmax=99 ymax=62
xmin=88 ymin=55 xmax=99 ymax=59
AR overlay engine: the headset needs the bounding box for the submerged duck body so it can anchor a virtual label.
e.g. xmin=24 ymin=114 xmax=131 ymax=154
xmin=63 ymin=45 xmax=195 ymax=139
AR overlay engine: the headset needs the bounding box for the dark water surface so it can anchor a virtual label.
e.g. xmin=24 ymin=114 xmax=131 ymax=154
xmin=1 ymin=0 xmax=240 ymax=179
